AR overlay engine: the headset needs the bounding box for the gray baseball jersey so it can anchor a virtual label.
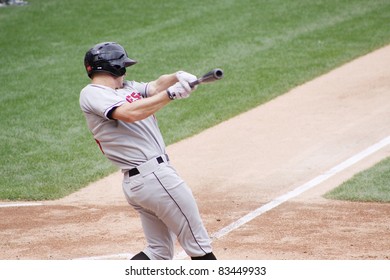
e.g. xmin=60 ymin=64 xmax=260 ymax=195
xmin=79 ymin=81 xmax=166 ymax=170
xmin=79 ymin=80 xmax=213 ymax=259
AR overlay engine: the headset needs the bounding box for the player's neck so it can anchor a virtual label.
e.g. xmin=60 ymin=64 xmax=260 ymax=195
xmin=91 ymin=74 xmax=124 ymax=89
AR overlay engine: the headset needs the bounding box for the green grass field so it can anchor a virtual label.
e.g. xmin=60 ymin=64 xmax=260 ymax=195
xmin=325 ymin=157 xmax=390 ymax=203
xmin=1 ymin=0 xmax=390 ymax=200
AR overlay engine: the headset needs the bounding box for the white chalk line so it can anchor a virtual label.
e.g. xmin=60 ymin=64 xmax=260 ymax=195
xmin=0 ymin=202 xmax=44 ymax=208
xmin=209 ymin=135 xmax=390 ymax=240
xmin=174 ymin=135 xmax=390 ymax=259
xmin=75 ymin=135 xmax=390 ymax=260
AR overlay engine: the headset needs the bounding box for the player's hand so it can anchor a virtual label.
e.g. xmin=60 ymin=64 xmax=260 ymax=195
xmin=167 ymin=81 xmax=191 ymax=100
xmin=176 ymin=71 xmax=198 ymax=90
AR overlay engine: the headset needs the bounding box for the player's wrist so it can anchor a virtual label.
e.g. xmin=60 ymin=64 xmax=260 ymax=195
xmin=166 ymin=82 xmax=191 ymax=100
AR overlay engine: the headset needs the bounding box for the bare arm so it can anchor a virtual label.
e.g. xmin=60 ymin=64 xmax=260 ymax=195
xmin=111 ymin=73 xmax=178 ymax=122
xmin=147 ymin=73 xmax=178 ymax=97
xmin=111 ymin=90 xmax=171 ymax=123
xmin=111 ymin=71 xmax=195 ymax=123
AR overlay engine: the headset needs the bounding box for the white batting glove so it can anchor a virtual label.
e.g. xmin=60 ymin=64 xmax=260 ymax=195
xmin=167 ymin=81 xmax=191 ymax=100
xmin=176 ymin=70 xmax=198 ymax=90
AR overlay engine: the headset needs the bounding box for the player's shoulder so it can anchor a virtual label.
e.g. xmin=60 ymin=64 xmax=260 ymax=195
xmin=80 ymin=84 xmax=113 ymax=97
xmin=81 ymin=84 xmax=113 ymax=92
xmin=80 ymin=84 xmax=110 ymax=106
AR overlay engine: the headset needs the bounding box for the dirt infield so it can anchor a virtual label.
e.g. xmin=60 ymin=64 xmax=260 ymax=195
xmin=1 ymin=45 xmax=390 ymax=260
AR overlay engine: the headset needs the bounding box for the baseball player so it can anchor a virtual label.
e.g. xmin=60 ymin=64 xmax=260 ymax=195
xmin=79 ymin=42 xmax=217 ymax=260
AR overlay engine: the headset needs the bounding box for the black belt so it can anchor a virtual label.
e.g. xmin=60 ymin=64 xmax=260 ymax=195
xmin=128 ymin=155 xmax=169 ymax=177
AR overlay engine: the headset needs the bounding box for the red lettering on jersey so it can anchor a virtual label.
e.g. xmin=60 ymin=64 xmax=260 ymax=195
xmin=126 ymin=92 xmax=142 ymax=103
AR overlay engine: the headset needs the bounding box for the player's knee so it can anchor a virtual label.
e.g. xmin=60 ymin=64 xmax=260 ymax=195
xmin=191 ymin=252 xmax=217 ymax=260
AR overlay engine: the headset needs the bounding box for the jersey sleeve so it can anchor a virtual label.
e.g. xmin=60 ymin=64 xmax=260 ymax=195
xmin=79 ymin=85 xmax=126 ymax=120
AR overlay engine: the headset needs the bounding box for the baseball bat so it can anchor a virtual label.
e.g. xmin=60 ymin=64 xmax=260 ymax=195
xmin=189 ymin=68 xmax=224 ymax=88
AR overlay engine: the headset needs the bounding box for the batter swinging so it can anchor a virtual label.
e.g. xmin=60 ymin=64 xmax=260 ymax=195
xmin=79 ymin=42 xmax=217 ymax=260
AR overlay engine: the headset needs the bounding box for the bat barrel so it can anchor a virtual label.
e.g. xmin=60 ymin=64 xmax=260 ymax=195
xmin=213 ymin=68 xmax=224 ymax=79
xmin=189 ymin=68 xmax=224 ymax=88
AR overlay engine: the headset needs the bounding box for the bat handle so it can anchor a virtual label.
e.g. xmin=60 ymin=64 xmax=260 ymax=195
xmin=189 ymin=80 xmax=200 ymax=89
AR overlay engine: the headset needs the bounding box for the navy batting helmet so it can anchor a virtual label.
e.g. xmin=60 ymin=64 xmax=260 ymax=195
xmin=84 ymin=42 xmax=137 ymax=78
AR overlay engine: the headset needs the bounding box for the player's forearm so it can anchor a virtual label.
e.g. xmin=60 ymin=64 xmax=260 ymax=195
xmin=112 ymin=91 xmax=171 ymax=123
xmin=147 ymin=73 xmax=178 ymax=96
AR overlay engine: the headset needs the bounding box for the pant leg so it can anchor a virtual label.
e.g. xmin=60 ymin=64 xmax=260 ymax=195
xmin=122 ymin=172 xmax=175 ymax=260
xmin=151 ymin=165 xmax=213 ymax=257
xmin=123 ymin=164 xmax=213 ymax=259
xmin=137 ymin=207 xmax=176 ymax=260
